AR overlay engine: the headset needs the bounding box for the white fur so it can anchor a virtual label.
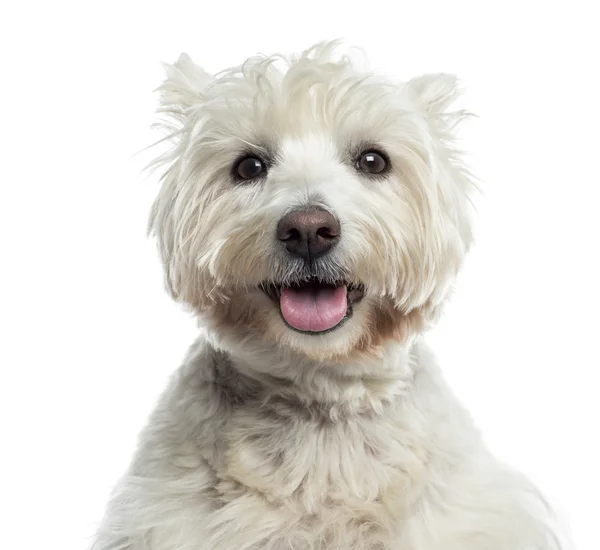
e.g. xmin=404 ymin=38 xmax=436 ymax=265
xmin=93 ymin=42 xmax=563 ymax=550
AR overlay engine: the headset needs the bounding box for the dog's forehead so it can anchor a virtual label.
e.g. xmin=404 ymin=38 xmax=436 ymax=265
xmin=278 ymin=134 xmax=339 ymax=166
xmin=203 ymin=64 xmax=409 ymax=142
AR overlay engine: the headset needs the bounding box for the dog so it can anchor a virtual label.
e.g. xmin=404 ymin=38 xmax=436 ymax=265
xmin=93 ymin=42 xmax=562 ymax=550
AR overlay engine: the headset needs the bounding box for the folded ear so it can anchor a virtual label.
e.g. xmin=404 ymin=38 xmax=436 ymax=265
xmin=158 ymin=53 xmax=214 ymax=111
xmin=407 ymin=73 xmax=461 ymax=115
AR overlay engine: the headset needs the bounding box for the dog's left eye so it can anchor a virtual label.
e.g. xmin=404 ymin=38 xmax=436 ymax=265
xmin=356 ymin=150 xmax=388 ymax=175
xmin=235 ymin=156 xmax=266 ymax=181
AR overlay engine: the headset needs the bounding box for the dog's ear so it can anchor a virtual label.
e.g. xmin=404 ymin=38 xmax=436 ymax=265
xmin=407 ymin=74 xmax=460 ymax=115
xmin=158 ymin=53 xmax=214 ymax=111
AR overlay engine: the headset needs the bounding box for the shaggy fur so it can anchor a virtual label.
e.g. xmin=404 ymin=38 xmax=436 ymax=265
xmin=93 ymin=42 xmax=562 ymax=549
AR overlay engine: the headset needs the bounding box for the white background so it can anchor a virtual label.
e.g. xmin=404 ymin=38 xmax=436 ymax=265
xmin=1 ymin=1 xmax=598 ymax=549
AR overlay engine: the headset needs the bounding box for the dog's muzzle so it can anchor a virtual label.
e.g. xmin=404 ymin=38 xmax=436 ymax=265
xmin=261 ymin=208 xmax=364 ymax=334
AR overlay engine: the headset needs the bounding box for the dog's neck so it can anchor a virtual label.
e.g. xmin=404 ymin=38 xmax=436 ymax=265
xmin=207 ymin=334 xmax=418 ymax=418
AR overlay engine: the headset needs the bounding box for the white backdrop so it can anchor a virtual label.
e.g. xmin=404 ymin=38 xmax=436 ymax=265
xmin=1 ymin=1 xmax=598 ymax=549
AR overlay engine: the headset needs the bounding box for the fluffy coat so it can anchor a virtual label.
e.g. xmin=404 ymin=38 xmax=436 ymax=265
xmin=93 ymin=42 xmax=561 ymax=550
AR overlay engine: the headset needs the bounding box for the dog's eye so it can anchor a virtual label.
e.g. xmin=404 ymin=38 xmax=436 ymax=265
xmin=235 ymin=156 xmax=266 ymax=181
xmin=356 ymin=151 xmax=388 ymax=175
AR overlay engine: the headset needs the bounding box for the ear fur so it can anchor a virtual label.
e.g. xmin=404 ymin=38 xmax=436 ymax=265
xmin=157 ymin=53 xmax=214 ymax=111
xmin=407 ymin=73 xmax=461 ymax=115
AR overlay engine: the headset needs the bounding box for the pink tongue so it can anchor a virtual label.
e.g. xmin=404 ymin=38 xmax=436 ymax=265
xmin=280 ymin=285 xmax=348 ymax=332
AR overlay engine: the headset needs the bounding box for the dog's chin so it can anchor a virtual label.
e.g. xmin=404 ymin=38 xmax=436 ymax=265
xmin=260 ymin=278 xmax=365 ymax=336
xmin=209 ymin=282 xmax=415 ymax=363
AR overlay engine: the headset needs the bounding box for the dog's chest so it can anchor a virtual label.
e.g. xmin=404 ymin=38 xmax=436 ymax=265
xmin=214 ymin=404 xmax=428 ymax=547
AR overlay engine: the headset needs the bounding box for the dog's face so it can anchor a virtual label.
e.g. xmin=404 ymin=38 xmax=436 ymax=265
xmin=150 ymin=43 xmax=475 ymax=362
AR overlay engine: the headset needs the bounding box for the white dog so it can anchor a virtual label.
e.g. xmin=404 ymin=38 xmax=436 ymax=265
xmin=93 ymin=42 xmax=562 ymax=550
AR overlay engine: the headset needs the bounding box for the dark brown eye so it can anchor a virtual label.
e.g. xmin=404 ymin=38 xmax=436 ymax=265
xmin=235 ymin=156 xmax=266 ymax=181
xmin=356 ymin=150 xmax=388 ymax=175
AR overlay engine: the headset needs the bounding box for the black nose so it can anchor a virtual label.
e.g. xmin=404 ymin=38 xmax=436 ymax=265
xmin=276 ymin=208 xmax=341 ymax=260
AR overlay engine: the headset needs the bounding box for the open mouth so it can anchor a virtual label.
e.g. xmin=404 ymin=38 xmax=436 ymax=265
xmin=261 ymin=279 xmax=365 ymax=334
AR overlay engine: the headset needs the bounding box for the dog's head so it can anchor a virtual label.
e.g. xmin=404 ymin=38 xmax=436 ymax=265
xmin=149 ymin=42 xmax=476 ymax=363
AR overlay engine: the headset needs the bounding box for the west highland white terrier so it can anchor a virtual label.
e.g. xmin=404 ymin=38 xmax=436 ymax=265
xmin=93 ymin=42 xmax=561 ymax=550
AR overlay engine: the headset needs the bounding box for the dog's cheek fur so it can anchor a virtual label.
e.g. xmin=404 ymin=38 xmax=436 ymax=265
xmin=149 ymin=157 xmax=277 ymax=309
xmin=353 ymin=299 xmax=438 ymax=360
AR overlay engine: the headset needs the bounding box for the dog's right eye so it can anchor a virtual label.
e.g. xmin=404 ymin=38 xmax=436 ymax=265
xmin=235 ymin=156 xmax=266 ymax=181
xmin=356 ymin=150 xmax=389 ymax=175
